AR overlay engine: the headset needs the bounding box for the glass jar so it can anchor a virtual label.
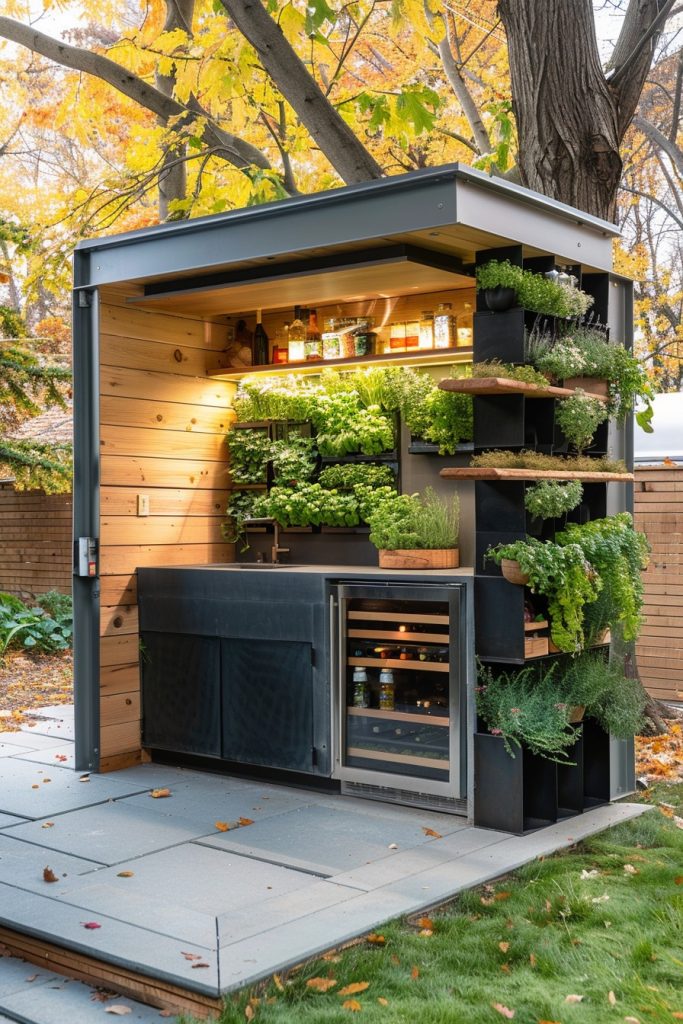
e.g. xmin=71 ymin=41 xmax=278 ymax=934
xmin=353 ymin=317 xmax=376 ymax=356
xmin=434 ymin=302 xmax=455 ymax=349
xmin=404 ymin=319 xmax=419 ymax=350
xmin=456 ymin=302 xmax=473 ymax=348
xmin=322 ymin=318 xmax=341 ymax=359
xmin=418 ymin=311 xmax=434 ymax=349
xmin=389 ymin=322 xmax=406 ymax=352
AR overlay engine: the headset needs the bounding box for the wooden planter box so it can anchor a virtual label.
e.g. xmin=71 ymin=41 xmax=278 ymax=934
xmin=378 ymin=548 xmax=460 ymax=569
xmin=563 ymin=376 xmax=609 ymax=398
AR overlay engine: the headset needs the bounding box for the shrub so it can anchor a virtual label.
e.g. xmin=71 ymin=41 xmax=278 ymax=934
xmin=524 ymin=480 xmax=583 ymax=520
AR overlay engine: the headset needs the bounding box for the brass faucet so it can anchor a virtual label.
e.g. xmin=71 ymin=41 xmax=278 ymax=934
xmin=271 ymin=520 xmax=290 ymax=565
xmin=243 ymin=516 xmax=289 ymax=564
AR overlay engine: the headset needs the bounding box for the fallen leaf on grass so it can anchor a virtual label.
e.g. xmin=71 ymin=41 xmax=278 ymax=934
xmin=592 ymin=894 xmax=610 ymax=903
xmin=537 ymin=1020 xmax=561 ymax=1023
xmin=244 ymin=1005 xmax=254 ymax=1021
xmin=104 ymin=1007 xmax=132 ymax=1016
xmin=342 ymin=1000 xmax=362 ymax=1012
xmin=564 ymin=994 xmax=584 ymax=1003
xmin=659 ymin=803 xmax=675 ymax=818
xmin=181 ymin=952 xmax=204 ymax=961
xmin=81 ymin=922 xmax=101 ymax=930
xmin=671 ymin=1013 xmax=683 ymax=1019
xmin=339 ymin=982 xmax=369 ymax=997
xmin=117 ymin=871 xmax=134 ymax=878
xmin=367 ymin=934 xmax=385 ymax=945
xmin=410 ymin=966 xmax=419 ymax=981
xmin=674 ymin=816 xmax=683 ymax=830
xmin=498 ymin=942 xmax=510 ymax=953
xmin=272 ymin=974 xmax=285 ymax=992
xmin=529 ymin=953 xmax=537 ymax=968
xmin=675 ymin=877 xmax=683 ymax=886
xmin=623 ymin=1018 xmax=640 ymax=1023
xmin=491 ymin=1002 xmax=515 ymax=1018
xmin=580 ymin=868 xmax=600 ymax=879
xmin=419 ymin=929 xmax=433 ymax=937
xmin=42 ymin=867 xmax=58 ymax=883
xmin=623 ymin=864 xmax=639 ymax=875
xmin=377 ymin=997 xmax=389 ymax=1006
xmin=41 ymin=822 xmax=54 ymax=829
xmin=306 ymin=977 xmax=337 ymax=993
xmin=422 ymin=827 xmax=442 ymax=838
xmin=149 ymin=788 xmax=171 ymax=799
xmin=215 ymin=821 xmax=231 ymax=832
xmin=416 ymin=917 xmax=433 ymax=930
xmin=608 ymin=991 xmax=617 ymax=1005
xmin=500 ymin=963 xmax=511 ymax=974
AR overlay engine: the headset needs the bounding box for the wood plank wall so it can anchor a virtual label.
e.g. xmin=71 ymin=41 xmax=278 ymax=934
xmin=634 ymin=465 xmax=683 ymax=704
xmin=0 ymin=486 xmax=72 ymax=599
xmin=98 ymin=286 xmax=235 ymax=770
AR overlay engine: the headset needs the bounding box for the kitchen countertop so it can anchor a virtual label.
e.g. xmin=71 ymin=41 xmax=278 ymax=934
xmin=152 ymin=563 xmax=475 ymax=576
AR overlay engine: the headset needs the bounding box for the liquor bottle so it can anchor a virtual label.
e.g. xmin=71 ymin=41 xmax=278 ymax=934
xmin=434 ymin=302 xmax=455 ymax=348
xmin=252 ymin=309 xmax=269 ymax=365
xmin=379 ymin=669 xmax=395 ymax=710
xmin=456 ymin=302 xmax=473 ymax=348
xmin=305 ymin=308 xmax=322 ymax=360
xmin=288 ymin=306 xmax=306 ymax=362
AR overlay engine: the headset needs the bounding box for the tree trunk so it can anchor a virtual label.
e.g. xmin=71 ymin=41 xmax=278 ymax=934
xmin=497 ymin=0 xmax=674 ymax=221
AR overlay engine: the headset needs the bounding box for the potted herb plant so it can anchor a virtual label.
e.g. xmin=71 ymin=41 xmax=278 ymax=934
xmin=476 ymin=260 xmax=594 ymax=318
xmin=524 ymin=479 xmax=584 ymax=521
xmin=365 ymin=487 xmax=460 ymax=569
xmin=476 ymin=662 xmax=579 ymax=762
xmin=558 ymin=653 xmax=647 ymax=738
xmin=486 ymin=537 xmax=602 ymax=653
xmin=555 ymin=389 xmax=609 ymax=455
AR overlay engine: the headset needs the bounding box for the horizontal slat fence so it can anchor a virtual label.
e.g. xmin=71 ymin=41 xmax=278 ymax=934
xmin=97 ymin=288 xmax=235 ymax=769
xmin=0 ymin=487 xmax=72 ymax=599
xmin=634 ymin=465 xmax=683 ymax=704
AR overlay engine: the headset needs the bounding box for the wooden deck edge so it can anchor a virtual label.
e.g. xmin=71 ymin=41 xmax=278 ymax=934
xmin=0 ymin=926 xmax=223 ymax=1020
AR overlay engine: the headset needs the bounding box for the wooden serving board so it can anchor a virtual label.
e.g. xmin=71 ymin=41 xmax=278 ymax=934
xmin=438 ymin=376 xmax=608 ymax=402
xmin=440 ymin=467 xmax=634 ymax=482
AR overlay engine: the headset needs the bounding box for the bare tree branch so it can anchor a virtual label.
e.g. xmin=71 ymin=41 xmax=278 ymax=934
xmin=633 ymin=113 xmax=683 ymax=174
xmin=0 ymin=15 xmax=271 ymax=173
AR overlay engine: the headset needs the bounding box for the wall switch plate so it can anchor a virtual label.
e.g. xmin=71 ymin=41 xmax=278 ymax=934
xmin=137 ymin=494 xmax=150 ymax=516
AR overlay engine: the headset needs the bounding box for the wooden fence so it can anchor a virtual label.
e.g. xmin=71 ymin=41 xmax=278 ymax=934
xmin=0 ymin=484 xmax=72 ymax=600
xmin=634 ymin=465 xmax=683 ymax=705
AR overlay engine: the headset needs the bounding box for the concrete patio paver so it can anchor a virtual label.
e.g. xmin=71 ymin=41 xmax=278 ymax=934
xmin=0 ymin=726 xmax=651 ymax=1006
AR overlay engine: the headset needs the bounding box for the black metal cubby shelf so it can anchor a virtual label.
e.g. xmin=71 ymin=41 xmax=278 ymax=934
xmin=468 ymin=244 xmax=618 ymax=833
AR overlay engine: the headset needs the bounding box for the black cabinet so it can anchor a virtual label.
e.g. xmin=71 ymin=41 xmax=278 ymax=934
xmin=141 ymin=633 xmax=221 ymax=756
xmin=221 ymin=639 xmax=315 ymax=772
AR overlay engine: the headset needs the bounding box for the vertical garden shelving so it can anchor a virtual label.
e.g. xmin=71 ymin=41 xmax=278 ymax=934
xmin=440 ymin=244 xmax=629 ymax=833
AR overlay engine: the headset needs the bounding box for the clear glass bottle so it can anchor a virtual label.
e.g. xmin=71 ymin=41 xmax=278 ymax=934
xmin=389 ymin=322 xmax=406 ymax=352
xmin=404 ymin=318 xmax=419 ymax=350
xmin=353 ymin=317 xmax=376 ymax=356
xmin=288 ymin=306 xmax=306 ymax=362
xmin=322 ymin=317 xmax=340 ymax=359
xmin=304 ymin=308 xmax=322 ymax=361
xmin=352 ymin=667 xmax=370 ymax=708
xmin=418 ymin=311 xmax=434 ymax=349
xmin=433 ymin=302 xmax=455 ymax=349
xmin=379 ymin=668 xmax=395 ymax=710
xmin=456 ymin=302 xmax=473 ymax=348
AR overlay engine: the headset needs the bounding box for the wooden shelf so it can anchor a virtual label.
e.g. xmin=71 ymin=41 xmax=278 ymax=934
xmin=439 ymin=376 xmax=608 ymax=402
xmin=440 ymin=467 xmax=633 ymax=482
xmin=207 ymin=347 xmax=472 ymax=380
xmin=347 ymin=611 xmax=449 ymax=626
xmin=347 ymin=747 xmax=449 ymax=771
xmin=347 ymin=706 xmax=449 ymax=727
xmin=348 ymin=628 xmax=448 ymax=643
xmin=231 ymin=482 xmax=267 ymax=490
xmin=348 ymin=656 xmax=448 ymax=673
xmin=524 ymin=620 xmax=548 ymax=632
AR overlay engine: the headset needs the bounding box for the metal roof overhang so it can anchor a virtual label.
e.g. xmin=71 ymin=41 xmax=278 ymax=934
xmin=74 ymin=164 xmax=619 ymax=293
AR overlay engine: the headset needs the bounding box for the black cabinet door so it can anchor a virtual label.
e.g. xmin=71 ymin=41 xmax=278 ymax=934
xmin=221 ymin=638 xmax=314 ymax=772
xmin=141 ymin=632 xmax=221 ymax=756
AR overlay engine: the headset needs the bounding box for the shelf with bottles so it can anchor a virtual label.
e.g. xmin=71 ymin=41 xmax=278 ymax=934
xmin=348 ymin=656 xmax=449 ymax=673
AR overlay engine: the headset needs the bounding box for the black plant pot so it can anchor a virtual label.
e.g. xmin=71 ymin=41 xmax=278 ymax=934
xmin=484 ymin=286 xmax=517 ymax=312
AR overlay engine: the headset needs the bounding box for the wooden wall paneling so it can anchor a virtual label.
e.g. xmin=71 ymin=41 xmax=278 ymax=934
xmin=101 ymin=364 xmax=234 ymax=407
xmin=101 ymin=456 xmax=230 ymax=489
xmin=97 ymin=293 xmax=236 ymax=768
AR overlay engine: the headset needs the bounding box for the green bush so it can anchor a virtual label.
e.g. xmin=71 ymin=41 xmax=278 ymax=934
xmin=476 ymin=260 xmax=594 ymax=318
xmin=366 ymin=487 xmax=460 ymax=551
xmin=0 ymin=593 xmax=73 ymax=660
xmin=524 ymin=480 xmax=583 ymax=520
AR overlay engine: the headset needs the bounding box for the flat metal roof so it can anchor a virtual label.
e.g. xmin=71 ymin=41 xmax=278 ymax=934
xmin=74 ymin=163 xmax=620 ymax=289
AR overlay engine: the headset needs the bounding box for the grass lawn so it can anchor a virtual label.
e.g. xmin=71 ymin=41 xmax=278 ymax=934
xmin=195 ymin=781 xmax=683 ymax=1024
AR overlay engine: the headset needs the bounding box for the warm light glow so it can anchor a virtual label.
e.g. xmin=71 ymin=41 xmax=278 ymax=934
xmin=398 ymin=624 xmax=407 ymax=632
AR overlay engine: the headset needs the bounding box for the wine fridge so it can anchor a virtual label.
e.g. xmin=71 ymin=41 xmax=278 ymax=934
xmin=331 ymin=581 xmax=468 ymax=813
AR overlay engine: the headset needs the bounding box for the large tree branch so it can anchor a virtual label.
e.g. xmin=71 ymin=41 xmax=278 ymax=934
xmin=426 ymin=11 xmax=491 ymax=157
xmin=155 ymin=0 xmax=196 ymax=218
xmin=606 ymin=0 xmax=678 ymax=137
xmin=0 ymin=15 xmax=270 ymax=173
xmin=219 ymin=0 xmax=383 ymax=184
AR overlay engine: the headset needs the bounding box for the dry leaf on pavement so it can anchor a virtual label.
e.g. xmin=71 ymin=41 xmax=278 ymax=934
xmin=117 ymin=871 xmax=134 ymax=878
xmin=42 ymin=867 xmax=58 ymax=883
xmin=422 ymin=827 xmax=442 ymax=838
xmin=149 ymin=788 xmax=171 ymax=799
xmin=104 ymin=1007 xmax=132 ymax=1016
xmin=81 ymin=922 xmax=101 ymax=929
